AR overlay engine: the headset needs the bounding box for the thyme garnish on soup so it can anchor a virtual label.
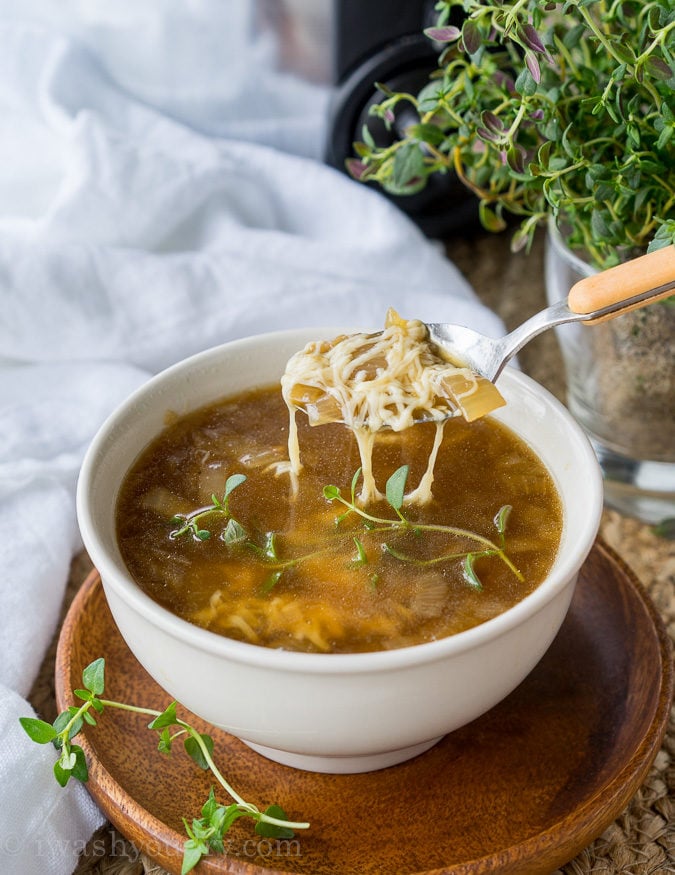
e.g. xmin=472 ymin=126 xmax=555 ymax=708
xmin=168 ymin=465 xmax=522 ymax=594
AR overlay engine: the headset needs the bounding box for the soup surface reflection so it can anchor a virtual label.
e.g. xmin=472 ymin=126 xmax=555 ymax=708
xmin=116 ymin=385 xmax=563 ymax=653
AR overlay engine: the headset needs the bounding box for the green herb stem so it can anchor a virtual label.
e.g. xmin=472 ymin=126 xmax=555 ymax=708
xmin=82 ymin=697 xmax=255 ymax=809
xmin=577 ymin=5 xmax=626 ymax=70
xmin=97 ymin=698 xmax=162 ymax=717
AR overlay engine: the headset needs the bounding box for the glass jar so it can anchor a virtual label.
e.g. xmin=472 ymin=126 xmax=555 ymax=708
xmin=545 ymin=226 xmax=675 ymax=524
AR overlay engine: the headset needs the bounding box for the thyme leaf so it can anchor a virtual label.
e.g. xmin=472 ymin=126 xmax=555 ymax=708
xmin=385 ymin=465 xmax=409 ymax=518
xmin=352 ymin=536 xmax=368 ymax=566
xmin=463 ymin=553 xmax=485 ymax=590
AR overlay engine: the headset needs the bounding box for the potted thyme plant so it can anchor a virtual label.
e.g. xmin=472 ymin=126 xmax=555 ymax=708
xmin=349 ymin=0 xmax=675 ymax=522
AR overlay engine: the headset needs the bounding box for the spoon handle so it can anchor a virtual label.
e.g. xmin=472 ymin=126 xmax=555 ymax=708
xmin=567 ymin=245 xmax=675 ymax=323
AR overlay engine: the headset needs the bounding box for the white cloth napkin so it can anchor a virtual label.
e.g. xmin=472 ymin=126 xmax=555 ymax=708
xmin=0 ymin=4 xmax=504 ymax=873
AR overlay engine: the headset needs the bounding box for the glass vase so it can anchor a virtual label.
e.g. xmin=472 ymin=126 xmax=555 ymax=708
xmin=545 ymin=227 xmax=675 ymax=525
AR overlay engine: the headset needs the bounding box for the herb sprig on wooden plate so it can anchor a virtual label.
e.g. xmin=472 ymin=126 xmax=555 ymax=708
xmin=20 ymin=658 xmax=308 ymax=874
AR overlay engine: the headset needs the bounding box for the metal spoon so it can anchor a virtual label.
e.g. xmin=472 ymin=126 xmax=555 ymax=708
xmin=427 ymin=245 xmax=675 ymax=382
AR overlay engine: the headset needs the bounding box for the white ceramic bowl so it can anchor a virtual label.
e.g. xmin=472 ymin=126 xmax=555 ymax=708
xmin=77 ymin=328 xmax=603 ymax=773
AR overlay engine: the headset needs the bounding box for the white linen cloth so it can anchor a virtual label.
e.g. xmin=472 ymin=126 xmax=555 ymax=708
xmin=0 ymin=3 xmax=504 ymax=873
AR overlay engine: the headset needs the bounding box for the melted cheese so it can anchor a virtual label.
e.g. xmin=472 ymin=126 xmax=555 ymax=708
xmin=281 ymin=310 xmax=505 ymax=504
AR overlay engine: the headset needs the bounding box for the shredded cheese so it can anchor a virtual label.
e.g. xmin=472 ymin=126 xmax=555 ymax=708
xmin=281 ymin=309 xmax=505 ymax=504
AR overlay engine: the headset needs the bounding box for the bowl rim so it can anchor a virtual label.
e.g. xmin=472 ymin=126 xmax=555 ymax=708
xmin=76 ymin=328 xmax=604 ymax=675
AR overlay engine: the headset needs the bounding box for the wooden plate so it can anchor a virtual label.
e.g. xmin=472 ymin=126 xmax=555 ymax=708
xmin=56 ymin=540 xmax=673 ymax=875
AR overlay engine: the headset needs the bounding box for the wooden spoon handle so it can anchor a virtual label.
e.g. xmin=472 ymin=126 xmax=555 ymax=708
xmin=567 ymin=245 xmax=675 ymax=323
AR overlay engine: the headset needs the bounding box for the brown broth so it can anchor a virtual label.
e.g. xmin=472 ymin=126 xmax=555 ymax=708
xmin=116 ymin=385 xmax=563 ymax=653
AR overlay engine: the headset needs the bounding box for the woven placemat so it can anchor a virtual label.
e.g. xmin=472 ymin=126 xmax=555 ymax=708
xmin=28 ymin=509 xmax=674 ymax=875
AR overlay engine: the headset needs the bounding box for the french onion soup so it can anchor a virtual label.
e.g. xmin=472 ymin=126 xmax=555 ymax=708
xmin=116 ymin=313 xmax=562 ymax=654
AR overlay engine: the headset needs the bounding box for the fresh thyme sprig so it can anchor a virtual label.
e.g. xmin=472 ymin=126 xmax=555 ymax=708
xmin=19 ymin=658 xmax=309 ymax=874
xmin=169 ymin=466 xmax=522 ymax=591
xmin=323 ymin=465 xmax=522 ymax=588
xmin=170 ymin=475 xmax=333 ymax=591
xmin=170 ymin=473 xmax=247 ymax=541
